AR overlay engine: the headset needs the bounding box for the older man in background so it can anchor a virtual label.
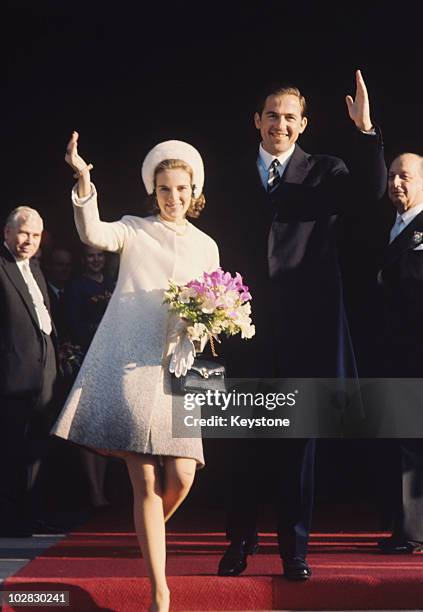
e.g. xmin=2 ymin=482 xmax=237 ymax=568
xmin=376 ymin=153 xmax=423 ymax=553
xmin=0 ymin=206 xmax=58 ymax=536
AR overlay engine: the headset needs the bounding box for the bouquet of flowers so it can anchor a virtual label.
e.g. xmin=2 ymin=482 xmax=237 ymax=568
xmin=163 ymin=268 xmax=255 ymax=376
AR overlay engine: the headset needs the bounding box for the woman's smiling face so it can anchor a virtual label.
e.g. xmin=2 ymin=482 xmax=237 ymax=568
xmin=155 ymin=168 xmax=192 ymax=224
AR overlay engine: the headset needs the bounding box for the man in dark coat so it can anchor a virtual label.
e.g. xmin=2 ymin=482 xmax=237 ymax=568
xmin=376 ymin=153 xmax=423 ymax=553
xmin=215 ymin=71 xmax=387 ymax=580
xmin=44 ymin=247 xmax=73 ymax=342
xmin=0 ymin=206 xmax=58 ymax=536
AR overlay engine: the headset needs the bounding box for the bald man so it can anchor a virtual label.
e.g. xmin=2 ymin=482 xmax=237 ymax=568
xmin=0 ymin=206 xmax=58 ymax=536
xmin=377 ymin=153 xmax=423 ymax=553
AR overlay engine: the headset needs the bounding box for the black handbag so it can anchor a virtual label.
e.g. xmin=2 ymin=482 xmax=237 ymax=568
xmin=171 ymin=355 xmax=227 ymax=395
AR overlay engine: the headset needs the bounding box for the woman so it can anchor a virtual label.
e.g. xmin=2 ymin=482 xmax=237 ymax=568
xmin=64 ymin=246 xmax=115 ymax=510
xmin=52 ymin=132 xmax=219 ymax=612
xmin=65 ymin=245 xmax=114 ymax=352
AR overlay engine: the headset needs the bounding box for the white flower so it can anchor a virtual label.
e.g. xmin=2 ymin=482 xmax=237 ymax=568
xmin=187 ymin=322 xmax=208 ymax=342
xmin=201 ymin=296 xmax=217 ymax=313
xmin=179 ymin=287 xmax=198 ymax=303
xmin=240 ymin=323 xmax=255 ymax=339
xmin=211 ymin=321 xmax=225 ymax=335
xmin=241 ymin=302 xmax=251 ymax=316
xmin=231 ymin=310 xmax=250 ymax=327
xmin=216 ymin=290 xmax=239 ymax=309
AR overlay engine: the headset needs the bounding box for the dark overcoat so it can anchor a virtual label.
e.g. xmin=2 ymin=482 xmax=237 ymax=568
xmin=377 ymin=209 xmax=423 ymax=543
xmin=0 ymin=243 xmax=56 ymax=399
xmin=213 ymin=129 xmax=387 ymax=381
xmin=378 ymin=209 xmax=423 ymax=377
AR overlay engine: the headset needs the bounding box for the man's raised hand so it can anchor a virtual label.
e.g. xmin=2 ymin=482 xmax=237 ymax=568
xmin=345 ymin=70 xmax=373 ymax=132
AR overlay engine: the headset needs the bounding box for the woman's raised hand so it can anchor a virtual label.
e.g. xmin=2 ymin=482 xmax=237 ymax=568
xmin=65 ymin=131 xmax=92 ymax=197
xmin=65 ymin=131 xmax=90 ymax=173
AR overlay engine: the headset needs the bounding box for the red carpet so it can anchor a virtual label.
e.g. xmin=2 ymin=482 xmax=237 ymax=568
xmin=3 ymin=527 xmax=423 ymax=611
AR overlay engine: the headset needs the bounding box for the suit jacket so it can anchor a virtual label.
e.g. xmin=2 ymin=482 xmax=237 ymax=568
xmin=0 ymin=243 xmax=56 ymax=397
xmin=46 ymin=283 xmax=70 ymax=343
xmin=211 ymin=128 xmax=387 ymax=380
xmin=378 ymin=210 xmax=423 ymax=377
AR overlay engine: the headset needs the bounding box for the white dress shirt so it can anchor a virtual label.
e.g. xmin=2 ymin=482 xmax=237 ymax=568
xmin=4 ymin=242 xmax=52 ymax=334
xmin=256 ymin=128 xmax=375 ymax=191
xmin=256 ymin=143 xmax=295 ymax=190
xmin=390 ymin=202 xmax=423 ymax=249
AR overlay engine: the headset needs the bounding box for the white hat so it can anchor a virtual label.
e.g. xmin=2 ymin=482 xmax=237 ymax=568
xmin=141 ymin=140 xmax=204 ymax=198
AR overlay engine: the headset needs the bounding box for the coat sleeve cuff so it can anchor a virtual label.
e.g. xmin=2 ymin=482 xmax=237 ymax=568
xmin=71 ymin=182 xmax=97 ymax=207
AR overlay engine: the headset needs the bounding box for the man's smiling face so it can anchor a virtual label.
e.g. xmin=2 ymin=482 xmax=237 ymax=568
xmin=254 ymin=94 xmax=308 ymax=156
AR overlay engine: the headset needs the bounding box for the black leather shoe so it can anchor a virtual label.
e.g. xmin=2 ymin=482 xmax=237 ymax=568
xmin=283 ymin=556 xmax=312 ymax=581
xmin=218 ymin=539 xmax=259 ymax=576
xmin=378 ymin=537 xmax=423 ymax=554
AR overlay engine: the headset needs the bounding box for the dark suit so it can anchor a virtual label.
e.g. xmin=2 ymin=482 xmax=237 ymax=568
xmin=47 ymin=283 xmax=70 ymax=343
xmin=212 ymin=128 xmax=387 ymax=560
xmin=0 ymin=243 xmax=58 ymax=529
xmin=377 ymin=211 xmax=423 ymax=543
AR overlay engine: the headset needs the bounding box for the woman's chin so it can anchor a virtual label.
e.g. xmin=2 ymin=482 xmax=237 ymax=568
xmin=161 ymin=210 xmax=185 ymax=224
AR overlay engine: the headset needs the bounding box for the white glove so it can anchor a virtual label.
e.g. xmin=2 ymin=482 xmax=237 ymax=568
xmin=169 ymin=332 xmax=196 ymax=377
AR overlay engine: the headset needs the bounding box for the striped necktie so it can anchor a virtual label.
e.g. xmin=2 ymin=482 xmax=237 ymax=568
xmin=267 ymin=159 xmax=281 ymax=192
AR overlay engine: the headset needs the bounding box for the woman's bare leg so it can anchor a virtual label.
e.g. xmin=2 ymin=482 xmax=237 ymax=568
xmin=162 ymin=457 xmax=196 ymax=522
xmin=125 ymin=454 xmax=169 ymax=612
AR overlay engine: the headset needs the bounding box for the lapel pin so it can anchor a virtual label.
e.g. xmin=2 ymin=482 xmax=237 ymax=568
xmin=412 ymin=231 xmax=423 ymax=246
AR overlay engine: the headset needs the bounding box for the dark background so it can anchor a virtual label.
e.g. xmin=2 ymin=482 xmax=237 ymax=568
xmin=4 ymin=0 xmax=423 ymax=225
xmin=4 ymin=0 xmax=423 ymax=524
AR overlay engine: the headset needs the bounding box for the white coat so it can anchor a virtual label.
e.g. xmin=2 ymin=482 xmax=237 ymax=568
xmin=52 ymin=185 xmax=220 ymax=467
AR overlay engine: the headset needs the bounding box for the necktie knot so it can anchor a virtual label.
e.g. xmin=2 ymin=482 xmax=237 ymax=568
xmin=267 ymin=159 xmax=281 ymax=192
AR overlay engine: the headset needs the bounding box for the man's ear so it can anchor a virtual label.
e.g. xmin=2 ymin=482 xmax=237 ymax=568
xmin=299 ymin=116 xmax=308 ymax=134
xmin=4 ymin=225 xmax=11 ymax=242
xmin=254 ymin=112 xmax=261 ymax=130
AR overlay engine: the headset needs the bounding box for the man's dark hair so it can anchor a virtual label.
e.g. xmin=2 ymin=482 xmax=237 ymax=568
xmin=256 ymin=84 xmax=307 ymax=118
